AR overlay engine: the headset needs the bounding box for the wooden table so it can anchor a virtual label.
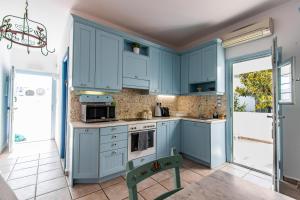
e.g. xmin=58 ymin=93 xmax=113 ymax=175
xmin=167 ymin=171 xmax=293 ymax=200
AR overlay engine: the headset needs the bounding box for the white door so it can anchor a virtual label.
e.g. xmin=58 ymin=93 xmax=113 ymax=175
xmin=271 ymin=37 xmax=295 ymax=191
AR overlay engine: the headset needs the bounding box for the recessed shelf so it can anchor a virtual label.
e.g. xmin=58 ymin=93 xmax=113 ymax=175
xmin=189 ymin=81 xmax=216 ymax=93
xmin=124 ymin=40 xmax=149 ymax=57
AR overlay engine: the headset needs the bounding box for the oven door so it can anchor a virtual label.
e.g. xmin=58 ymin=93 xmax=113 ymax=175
xmin=128 ymin=129 xmax=156 ymax=160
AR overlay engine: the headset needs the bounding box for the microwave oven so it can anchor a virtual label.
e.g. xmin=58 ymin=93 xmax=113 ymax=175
xmin=81 ymin=102 xmax=116 ymax=123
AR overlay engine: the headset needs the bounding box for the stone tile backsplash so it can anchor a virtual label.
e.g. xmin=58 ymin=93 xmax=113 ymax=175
xmin=69 ymin=89 xmax=226 ymax=122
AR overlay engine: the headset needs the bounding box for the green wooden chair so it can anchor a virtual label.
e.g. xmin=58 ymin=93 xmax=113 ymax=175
xmin=126 ymin=148 xmax=183 ymax=200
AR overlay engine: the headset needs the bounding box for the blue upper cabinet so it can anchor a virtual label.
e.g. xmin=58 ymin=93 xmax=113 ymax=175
xmin=73 ymin=22 xmax=96 ymax=88
xmin=149 ymin=47 xmax=161 ymax=94
xmin=183 ymin=40 xmax=225 ymax=95
xmin=160 ymin=51 xmax=173 ymax=95
xmin=123 ymin=51 xmax=150 ymax=89
xmin=202 ymin=44 xmax=217 ymax=82
xmin=188 ymin=49 xmax=202 ymax=84
xmin=172 ymin=55 xmax=181 ymax=95
xmin=95 ymin=30 xmax=123 ymax=91
xmin=180 ymin=54 xmax=189 ymax=95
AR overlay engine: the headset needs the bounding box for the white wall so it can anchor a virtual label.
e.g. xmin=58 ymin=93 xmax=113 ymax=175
xmin=233 ymin=112 xmax=273 ymax=142
xmin=184 ymin=0 xmax=300 ymax=179
xmin=9 ymin=48 xmax=57 ymax=74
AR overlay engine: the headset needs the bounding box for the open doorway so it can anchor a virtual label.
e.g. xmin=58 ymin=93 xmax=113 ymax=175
xmin=232 ymin=55 xmax=273 ymax=175
xmin=11 ymin=70 xmax=55 ymax=144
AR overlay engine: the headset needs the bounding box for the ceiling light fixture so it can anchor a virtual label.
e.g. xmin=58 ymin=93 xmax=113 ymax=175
xmin=0 ymin=0 xmax=55 ymax=56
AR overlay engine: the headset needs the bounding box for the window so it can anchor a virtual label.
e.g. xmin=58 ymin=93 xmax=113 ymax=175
xmin=279 ymin=57 xmax=295 ymax=104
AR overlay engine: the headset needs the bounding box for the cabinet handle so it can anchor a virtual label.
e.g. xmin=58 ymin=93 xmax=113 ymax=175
xmin=112 ymin=143 xmax=117 ymax=146
xmin=112 ymin=135 xmax=117 ymax=139
xmin=112 ymin=151 xmax=117 ymax=154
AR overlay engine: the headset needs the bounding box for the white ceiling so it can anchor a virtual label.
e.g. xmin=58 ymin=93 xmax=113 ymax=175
xmin=0 ymin=0 xmax=290 ymax=52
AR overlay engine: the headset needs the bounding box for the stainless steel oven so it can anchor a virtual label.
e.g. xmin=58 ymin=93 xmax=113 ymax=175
xmin=128 ymin=123 xmax=156 ymax=160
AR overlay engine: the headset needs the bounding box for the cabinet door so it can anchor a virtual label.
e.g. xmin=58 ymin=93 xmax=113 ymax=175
xmin=73 ymin=22 xmax=96 ymax=88
xmin=181 ymin=54 xmax=189 ymax=95
xmin=149 ymin=47 xmax=161 ymax=93
xmin=202 ymin=44 xmax=217 ymax=82
xmin=157 ymin=122 xmax=169 ymax=158
xmin=95 ymin=30 xmax=123 ymax=90
xmin=188 ymin=49 xmax=202 ymax=84
xmin=73 ymin=129 xmax=99 ymax=179
xmin=172 ymin=55 xmax=181 ymax=95
xmin=197 ymin=123 xmax=210 ymax=163
xmin=182 ymin=121 xmax=201 ymax=159
xmin=169 ymin=120 xmax=181 ymax=152
xmin=161 ymin=51 xmax=173 ymax=94
xmin=123 ymin=52 xmax=150 ymax=80
xmin=99 ymin=148 xmax=127 ymax=178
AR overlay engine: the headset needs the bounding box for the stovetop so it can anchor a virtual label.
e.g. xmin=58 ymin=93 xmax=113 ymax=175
xmin=122 ymin=118 xmax=150 ymax=122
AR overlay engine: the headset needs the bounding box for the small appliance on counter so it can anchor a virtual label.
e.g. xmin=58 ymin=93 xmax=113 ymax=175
xmin=161 ymin=107 xmax=170 ymax=117
xmin=80 ymin=95 xmax=116 ymax=123
xmin=155 ymin=102 xmax=162 ymax=117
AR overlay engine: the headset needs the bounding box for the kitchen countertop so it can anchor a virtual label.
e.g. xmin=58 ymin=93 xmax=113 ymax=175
xmin=70 ymin=117 xmax=226 ymax=128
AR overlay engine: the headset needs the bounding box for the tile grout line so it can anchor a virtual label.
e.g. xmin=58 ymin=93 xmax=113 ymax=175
xmin=7 ymin=157 xmax=18 ymax=181
xmin=34 ymin=153 xmax=40 ymax=199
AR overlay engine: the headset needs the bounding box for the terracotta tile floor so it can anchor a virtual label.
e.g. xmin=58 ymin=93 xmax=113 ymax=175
xmin=0 ymin=140 xmax=273 ymax=200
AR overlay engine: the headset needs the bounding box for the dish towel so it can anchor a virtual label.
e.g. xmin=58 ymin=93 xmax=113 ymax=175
xmin=138 ymin=132 xmax=148 ymax=151
xmin=0 ymin=173 xmax=18 ymax=200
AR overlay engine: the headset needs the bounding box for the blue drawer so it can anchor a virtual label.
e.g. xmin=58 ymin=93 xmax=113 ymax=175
xmin=100 ymin=132 xmax=127 ymax=144
xmin=100 ymin=126 xmax=128 ymax=136
xmin=132 ymin=154 xmax=156 ymax=167
xmin=74 ymin=128 xmax=99 ymax=135
xmin=100 ymin=140 xmax=128 ymax=153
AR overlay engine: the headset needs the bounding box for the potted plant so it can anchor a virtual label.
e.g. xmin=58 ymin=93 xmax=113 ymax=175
xmin=132 ymin=42 xmax=141 ymax=54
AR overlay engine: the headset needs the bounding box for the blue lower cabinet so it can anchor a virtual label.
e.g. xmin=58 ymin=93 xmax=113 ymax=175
xmin=157 ymin=120 xmax=181 ymax=158
xmin=156 ymin=122 xmax=169 ymax=159
xmin=132 ymin=154 xmax=156 ymax=167
xmin=181 ymin=120 xmax=225 ymax=168
xmin=168 ymin=120 xmax=181 ymax=152
xmin=99 ymin=148 xmax=127 ymax=178
xmin=73 ymin=128 xmax=100 ymax=179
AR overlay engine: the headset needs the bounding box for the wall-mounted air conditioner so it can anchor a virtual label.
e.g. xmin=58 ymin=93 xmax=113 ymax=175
xmin=222 ymin=18 xmax=273 ymax=48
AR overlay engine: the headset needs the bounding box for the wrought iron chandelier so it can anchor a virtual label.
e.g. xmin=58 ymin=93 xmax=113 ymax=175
xmin=0 ymin=0 xmax=55 ymax=56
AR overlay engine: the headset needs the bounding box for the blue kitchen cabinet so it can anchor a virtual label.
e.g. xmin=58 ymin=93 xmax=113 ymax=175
xmin=184 ymin=40 xmax=225 ymax=94
xmin=73 ymin=22 xmax=96 ymax=88
xmin=180 ymin=54 xmax=189 ymax=95
xmin=181 ymin=120 xmax=225 ymax=168
xmin=95 ymin=30 xmax=123 ymax=91
xmin=172 ymin=55 xmax=181 ymax=95
xmin=169 ymin=120 xmax=181 ymax=152
xmin=99 ymin=148 xmax=127 ymax=178
xmin=149 ymin=47 xmax=161 ymax=94
xmin=160 ymin=51 xmax=173 ymax=95
xmin=181 ymin=121 xmax=202 ymax=159
xmin=202 ymin=44 xmax=217 ymax=82
xmin=157 ymin=121 xmax=169 ymax=158
xmin=188 ymin=49 xmax=202 ymax=84
xmin=73 ymin=128 xmax=99 ymax=179
xmin=123 ymin=51 xmax=150 ymax=89
xmin=99 ymin=125 xmax=128 ymax=178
